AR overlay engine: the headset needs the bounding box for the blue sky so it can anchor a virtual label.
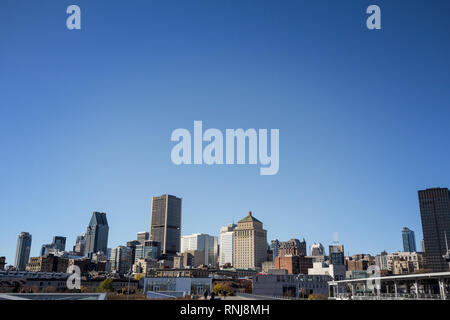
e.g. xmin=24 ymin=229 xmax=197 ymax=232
xmin=1 ymin=0 xmax=450 ymax=265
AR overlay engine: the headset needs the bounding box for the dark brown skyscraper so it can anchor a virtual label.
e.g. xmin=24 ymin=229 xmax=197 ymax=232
xmin=150 ymin=194 xmax=182 ymax=255
xmin=418 ymin=188 xmax=450 ymax=272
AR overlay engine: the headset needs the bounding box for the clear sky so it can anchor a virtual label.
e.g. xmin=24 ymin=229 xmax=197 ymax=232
xmin=1 ymin=0 xmax=450 ymax=265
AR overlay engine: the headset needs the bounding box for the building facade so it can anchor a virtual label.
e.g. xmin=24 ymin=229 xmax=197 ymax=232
xmin=253 ymin=274 xmax=330 ymax=298
xmin=150 ymin=194 xmax=182 ymax=255
xmin=310 ymin=243 xmax=325 ymax=256
xmin=402 ymin=227 xmax=417 ymax=252
xmin=14 ymin=232 xmax=32 ymax=271
xmin=109 ymin=246 xmax=132 ymax=275
xmin=134 ymin=240 xmax=161 ymax=262
xmin=418 ymin=188 xmax=450 ymax=272
xmin=275 ymin=255 xmax=313 ymax=274
xmin=270 ymin=240 xmax=280 ymax=259
xmin=137 ymin=232 xmax=150 ymax=244
xmin=329 ymin=244 xmax=345 ymax=265
xmin=181 ymin=233 xmax=218 ymax=267
xmin=219 ymin=223 xmax=236 ymax=267
xmin=278 ymin=239 xmax=307 ymax=257
xmin=233 ymin=212 xmax=267 ymax=270
xmin=85 ymin=212 xmax=109 ymax=257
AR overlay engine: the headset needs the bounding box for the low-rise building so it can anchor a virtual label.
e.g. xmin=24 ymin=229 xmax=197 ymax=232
xmin=275 ymin=255 xmax=313 ymax=274
xmin=308 ymin=262 xmax=346 ymax=281
xmin=253 ymin=274 xmax=330 ymax=297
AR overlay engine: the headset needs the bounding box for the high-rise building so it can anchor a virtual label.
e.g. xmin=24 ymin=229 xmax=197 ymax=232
xmin=418 ymin=188 xmax=450 ymax=272
xmin=310 ymin=243 xmax=325 ymax=256
xmin=402 ymin=227 xmax=416 ymax=252
xmin=52 ymin=236 xmax=66 ymax=252
xmin=219 ymin=224 xmax=236 ymax=267
xmin=14 ymin=232 xmax=32 ymax=271
xmin=85 ymin=212 xmax=109 ymax=257
xmin=233 ymin=211 xmax=267 ymax=270
xmin=181 ymin=233 xmax=218 ymax=267
xmin=135 ymin=240 xmax=161 ymax=262
xmin=41 ymin=236 xmax=67 ymax=256
xmin=0 ymin=256 xmax=6 ymax=271
xmin=278 ymin=239 xmax=307 ymax=257
xmin=126 ymin=240 xmax=140 ymax=264
xmin=270 ymin=240 xmax=280 ymax=259
xmin=73 ymin=233 xmax=86 ymax=256
xmin=150 ymin=194 xmax=182 ymax=255
xmin=137 ymin=232 xmax=150 ymax=244
xmin=109 ymin=246 xmax=132 ymax=275
xmin=329 ymin=244 xmax=345 ymax=265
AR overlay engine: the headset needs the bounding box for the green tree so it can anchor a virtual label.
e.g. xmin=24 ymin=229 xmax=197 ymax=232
xmin=97 ymin=279 xmax=114 ymax=293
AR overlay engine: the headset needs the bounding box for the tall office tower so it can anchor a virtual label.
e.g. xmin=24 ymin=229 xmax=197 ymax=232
xmin=134 ymin=240 xmax=161 ymax=262
xmin=219 ymin=224 xmax=237 ymax=267
xmin=73 ymin=233 xmax=86 ymax=256
xmin=109 ymin=245 xmax=132 ymax=275
xmin=402 ymin=227 xmax=417 ymax=252
xmin=0 ymin=256 xmax=6 ymax=271
xmin=85 ymin=212 xmax=109 ymax=257
xmin=137 ymin=232 xmax=150 ymax=244
xmin=126 ymin=240 xmax=140 ymax=264
xmin=52 ymin=236 xmax=66 ymax=251
xmin=310 ymin=243 xmax=325 ymax=256
xmin=150 ymin=194 xmax=182 ymax=255
xmin=41 ymin=236 xmax=67 ymax=256
xmin=329 ymin=244 xmax=345 ymax=265
xmin=418 ymin=188 xmax=450 ymax=272
xmin=181 ymin=233 xmax=218 ymax=267
xmin=278 ymin=239 xmax=307 ymax=257
xmin=14 ymin=232 xmax=32 ymax=271
xmin=421 ymin=239 xmax=425 ymax=253
xmin=233 ymin=212 xmax=267 ymax=270
xmin=270 ymin=239 xmax=280 ymax=259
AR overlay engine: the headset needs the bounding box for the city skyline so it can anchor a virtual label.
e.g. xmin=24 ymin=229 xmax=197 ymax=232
xmin=1 ymin=1 xmax=450 ymax=266
xmin=0 ymin=187 xmax=438 ymax=267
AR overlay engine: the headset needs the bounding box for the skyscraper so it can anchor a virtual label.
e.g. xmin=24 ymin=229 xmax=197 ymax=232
xmin=270 ymin=240 xmax=280 ymax=259
xmin=181 ymin=233 xmax=218 ymax=267
xmin=150 ymin=194 xmax=182 ymax=255
xmin=329 ymin=244 xmax=345 ymax=265
xmin=418 ymin=188 xmax=450 ymax=272
xmin=402 ymin=227 xmax=416 ymax=252
xmin=233 ymin=211 xmax=267 ymax=270
xmin=109 ymin=245 xmax=132 ymax=275
xmin=73 ymin=233 xmax=86 ymax=256
xmin=41 ymin=236 xmax=67 ymax=256
xmin=14 ymin=232 xmax=32 ymax=271
xmin=126 ymin=240 xmax=140 ymax=264
xmin=85 ymin=212 xmax=109 ymax=257
xmin=219 ymin=224 xmax=237 ymax=267
xmin=137 ymin=232 xmax=150 ymax=244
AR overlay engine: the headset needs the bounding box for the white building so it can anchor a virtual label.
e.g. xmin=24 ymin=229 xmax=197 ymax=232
xmin=219 ymin=223 xmax=236 ymax=267
xmin=180 ymin=233 xmax=218 ymax=267
xmin=308 ymin=262 xmax=346 ymax=281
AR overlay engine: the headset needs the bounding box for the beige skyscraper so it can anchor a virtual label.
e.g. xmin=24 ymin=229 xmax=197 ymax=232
xmin=233 ymin=211 xmax=267 ymax=270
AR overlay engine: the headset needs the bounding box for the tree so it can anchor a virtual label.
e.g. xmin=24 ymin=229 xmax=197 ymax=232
xmin=308 ymin=293 xmax=328 ymax=300
xmin=97 ymin=279 xmax=114 ymax=293
xmin=134 ymin=273 xmax=144 ymax=281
